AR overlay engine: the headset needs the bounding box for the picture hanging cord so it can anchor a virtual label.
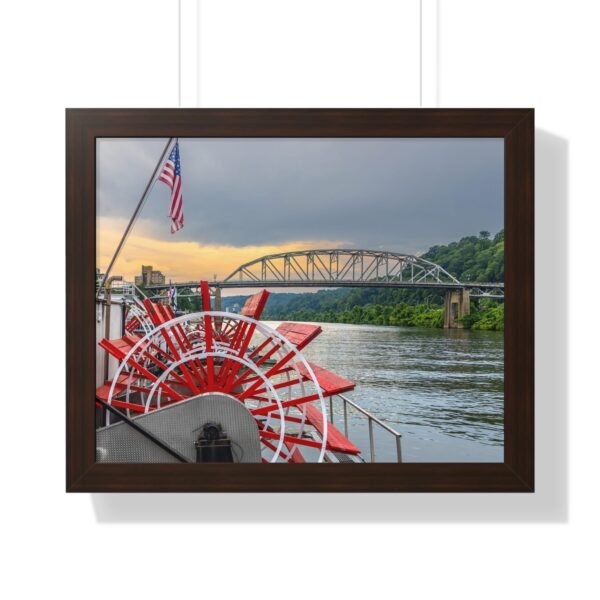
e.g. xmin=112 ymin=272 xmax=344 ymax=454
xmin=178 ymin=0 xmax=181 ymax=107
xmin=420 ymin=0 xmax=423 ymax=107
xmin=178 ymin=0 xmax=425 ymax=108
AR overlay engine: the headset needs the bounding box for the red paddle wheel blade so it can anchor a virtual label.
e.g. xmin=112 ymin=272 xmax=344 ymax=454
xmin=301 ymin=404 xmax=361 ymax=455
xmin=293 ymin=361 xmax=356 ymax=396
xmin=240 ymin=289 xmax=270 ymax=319
xmin=275 ymin=322 xmax=322 ymax=350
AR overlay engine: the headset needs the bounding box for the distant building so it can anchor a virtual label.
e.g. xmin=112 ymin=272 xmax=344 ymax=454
xmin=142 ymin=265 xmax=153 ymax=283
xmin=134 ymin=265 xmax=166 ymax=286
xmin=150 ymin=271 xmax=165 ymax=285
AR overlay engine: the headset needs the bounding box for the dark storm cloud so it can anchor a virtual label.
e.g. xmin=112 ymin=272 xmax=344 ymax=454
xmin=97 ymin=137 xmax=503 ymax=254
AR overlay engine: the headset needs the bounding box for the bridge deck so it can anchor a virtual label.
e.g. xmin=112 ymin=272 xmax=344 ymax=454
xmin=145 ymin=280 xmax=504 ymax=292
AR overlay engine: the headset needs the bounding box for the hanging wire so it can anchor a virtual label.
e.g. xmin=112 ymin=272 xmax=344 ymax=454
xmin=420 ymin=0 xmax=423 ymax=107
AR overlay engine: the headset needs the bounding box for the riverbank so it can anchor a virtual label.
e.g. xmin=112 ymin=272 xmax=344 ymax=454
xmin=265 ymin=301 xmax=504 ymax=331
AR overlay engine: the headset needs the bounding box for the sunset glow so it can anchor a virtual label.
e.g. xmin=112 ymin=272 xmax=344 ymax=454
xmin=97 ymin=216 xmax=342 ymax=282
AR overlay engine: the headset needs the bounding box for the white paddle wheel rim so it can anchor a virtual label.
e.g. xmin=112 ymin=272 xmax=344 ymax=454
xmin=124 ymin=301 xmax=154 ymax=335
xmin=105 ymin=311 xmax=328 ymax=463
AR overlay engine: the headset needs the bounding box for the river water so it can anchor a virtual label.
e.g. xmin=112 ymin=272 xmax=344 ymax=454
xmin=265 ymin=321 xmax=504 ymax=463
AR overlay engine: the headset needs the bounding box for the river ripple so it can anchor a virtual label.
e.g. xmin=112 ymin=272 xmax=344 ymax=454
xmin=266 ymin=321 xmax=504 ymax=462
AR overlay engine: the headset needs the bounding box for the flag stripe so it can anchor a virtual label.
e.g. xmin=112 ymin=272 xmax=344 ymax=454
xmin=158 ymin=141 xmax=184 ymax=234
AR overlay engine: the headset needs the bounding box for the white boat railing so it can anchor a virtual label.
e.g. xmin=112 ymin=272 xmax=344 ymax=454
xmin=329 ymin=393 xmax=403 ymax=463
xmin=96 ymin=279 xmax=146 ymax=300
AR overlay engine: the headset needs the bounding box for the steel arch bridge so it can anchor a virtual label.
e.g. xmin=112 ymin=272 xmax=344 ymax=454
xmin=144 ymin=249 xmax=504 ymax=299
xmin=226 ymin=249 xmax=461 ymax=287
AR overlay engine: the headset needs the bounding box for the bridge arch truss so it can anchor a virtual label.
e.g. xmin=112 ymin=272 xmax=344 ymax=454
xmin=224 ymin=249 xmax=463 ymax=288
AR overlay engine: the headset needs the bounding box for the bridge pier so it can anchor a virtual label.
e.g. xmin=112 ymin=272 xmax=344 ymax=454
xmin=213 ymin=286 xmax=222 ymax=311
xmin=444 ymin=288 xmax=470 ymax=328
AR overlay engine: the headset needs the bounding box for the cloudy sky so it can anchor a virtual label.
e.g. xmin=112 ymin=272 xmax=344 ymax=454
xmin=97 ymin=137 xmax=503 ymax=282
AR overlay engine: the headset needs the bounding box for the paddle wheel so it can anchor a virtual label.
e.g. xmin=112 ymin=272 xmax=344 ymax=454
xmin=96 ymin=281 xmax=361 ymax=463
xmin=123 ymin=297 xmax=155 ymax=335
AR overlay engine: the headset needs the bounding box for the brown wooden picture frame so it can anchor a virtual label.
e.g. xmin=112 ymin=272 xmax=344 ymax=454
xmin=66 ymin=108 xmax=533 ymax=492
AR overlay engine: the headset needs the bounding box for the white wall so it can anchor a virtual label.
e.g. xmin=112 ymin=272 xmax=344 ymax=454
xmin=2 ymin=1 xmax=596 ymax=598
xmin=95 ymin=300 xmax=125 ymax=387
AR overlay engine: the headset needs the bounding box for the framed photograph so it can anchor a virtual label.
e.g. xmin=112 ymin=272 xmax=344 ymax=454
xmin=66 ymin=109 xmax=533 ymax=492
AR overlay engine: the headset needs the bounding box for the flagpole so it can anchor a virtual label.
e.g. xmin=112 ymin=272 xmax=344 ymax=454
xmin=97 ymin=137 xmax=175 ymax=296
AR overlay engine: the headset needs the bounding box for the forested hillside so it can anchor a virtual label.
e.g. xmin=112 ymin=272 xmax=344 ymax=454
xmin=422 ymin=229 xmax=504 ymax=282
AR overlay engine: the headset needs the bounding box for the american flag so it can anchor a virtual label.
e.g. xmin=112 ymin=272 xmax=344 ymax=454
xmin=158 ymin=141 xmax=184 ymax=233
